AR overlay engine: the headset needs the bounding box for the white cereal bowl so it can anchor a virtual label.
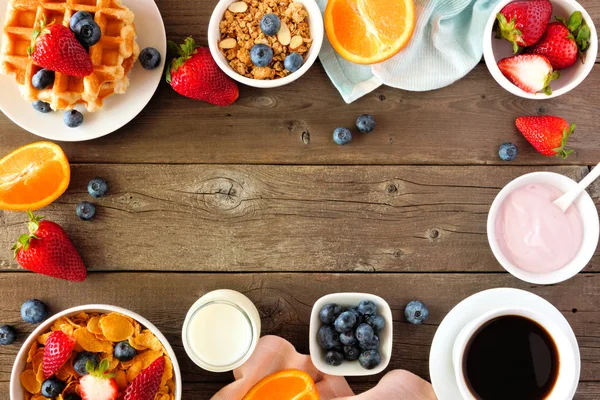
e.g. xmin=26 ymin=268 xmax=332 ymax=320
xmin=487 ymin=172 xmax=599 ymax=284
xmin=483 ymin=0 xmax=598 ymax=99
xmin=208 ymin=0 xmax=324 ymax=88
xmin=309 ymin=293 xmax=393 ymax=376
xmin=10 ymin=304 xmax=182 ymax=400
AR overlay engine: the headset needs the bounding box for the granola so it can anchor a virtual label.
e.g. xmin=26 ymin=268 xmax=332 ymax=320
xmin=218 ymin=0 xmax=313 ymax=79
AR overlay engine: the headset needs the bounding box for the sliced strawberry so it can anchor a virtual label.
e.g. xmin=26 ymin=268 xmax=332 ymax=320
xmin=124 ymin=356 xmax=165 ymax=400
xmin=496 ymin=0 xmax=553 ymax=52
xmin=79 ymin=359 xmax=118 ymax=400
xmin=516 ymin=116 xmax=575 ymax=158
xmin=497 ymin=54 xmax=560 ymax=95
xmin=43 ymin=331 xmax=76 ymax=379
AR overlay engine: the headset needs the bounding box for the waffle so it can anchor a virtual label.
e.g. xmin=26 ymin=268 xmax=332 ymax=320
xmin=0 ymin=0 xmax=139 ymax=112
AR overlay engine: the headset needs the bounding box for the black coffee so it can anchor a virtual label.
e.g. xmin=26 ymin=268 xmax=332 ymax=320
xmin=462 ymin=315 xmax=559 ymax=400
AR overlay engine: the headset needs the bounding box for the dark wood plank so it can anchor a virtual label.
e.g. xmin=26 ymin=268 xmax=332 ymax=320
xmin=0 ymin=272 xmax=599 ymax=398
xmin=1 ymin=164 xmax=596 ymax=273
xmin=1 ymin=66 xmax=599 ymax=166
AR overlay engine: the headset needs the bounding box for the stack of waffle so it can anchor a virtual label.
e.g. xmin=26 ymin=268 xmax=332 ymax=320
xmin=0 ymin=0 xmax=139 ymax=112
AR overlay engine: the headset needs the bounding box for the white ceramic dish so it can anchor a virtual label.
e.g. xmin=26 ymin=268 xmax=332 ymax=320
xmin=430 ymin=288 xmax=580 ymax=400
xmin=182 ymin=289 xmax=261 ymax=373
xmin=309 ymin=293 xmax=392 ymax=376
xmin=10 ymin=304 xmax=182 ymax=400
xmin=483 ymin=0 xmax=598 ymax=99
xmin=0 ymin=0 xmax=167 ymax=141
xmin=208 ymin=0 xmax=324 ymax=88
xmin=487 ymin=171 xmax=599 ymax=285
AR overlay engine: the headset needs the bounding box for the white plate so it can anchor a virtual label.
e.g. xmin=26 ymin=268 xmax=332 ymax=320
xmin=0 ymin=0 xmax=166 ymax=141
xmin=429 ymin=288 xmax=581 ymax=399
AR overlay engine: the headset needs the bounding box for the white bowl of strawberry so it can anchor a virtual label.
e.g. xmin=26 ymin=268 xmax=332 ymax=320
xmin=483 ymin=0 xmax=597 ymax=99
xmin=10 ymin=304 xmax=181 ymax=400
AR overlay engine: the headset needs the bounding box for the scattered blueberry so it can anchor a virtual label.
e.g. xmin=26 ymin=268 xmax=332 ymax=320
xmin=76 ymin=201 xmax=96 ymax=221
xmin=347 ymin=307 xmax=364 ymax=325
xmin=359 ymin=335 xmax=379 ymax=350
xmin=139 ymin=47 xmax=161 ymax=70
xmin=64 ymin=109 xmax=83 ymax=128
xmin=355 ymin=323 xmax=375 ymax=343
xmin=333 ymin=127 xmax=351 ymax=145
xmin=498 ymin=142 xmax=518 ymax=161
xmin=318 ymin=324 xmax=341 ymax=350
xmin=69 ymin=11 xmax=94 ymax=31
xmin=358 ymin=300 xmax=377 ymax=316
xmin=260 ymin=14 xmax=281 ymax=36
xmin=114 ymin=340 xmax=137 ymax=361
xmin=356 ymin=114 xmax=375 ymax=133
xmin=334 ymin=311 xmax=357 ymax=333
xmin=73 ymin=19 xmax=101 ymax=47
xmin=33 ymin=100 xmax=51 ymax=113
xmin=325 ymin=350 xmax=344 ymax=366
xmin=250 ymin=44 xmax=273 ymax=67
xmin=87 ymin=177 xmax=108 ymax=198
xmin=284 ymin=53 xmax=303 ymax=73
xmin=359 ymin=349 xmax=381 ymax=370
xmin=0 ymin=325 xmax=16 ymax=345
xmin=41 ymin=377 xmax=66 ymax=398
xmin=20 ymin=299 xmax=49 ymax=324
xmin=365 ymin=314 xmax=385 ymax=333
xmin=343 ymin=345 xmax=361 ymax=361
xmin=64 ymin=394 xmax=82 ymax=400
xmin=339 ymin=330 xmax=357 ymax=346
xmin=319 ymin=304 xmax=342 ymax=324
xmin=405 ymin=300 xmax=429 ymax=325
xmin=73 ymin=352 xmax=99 ymax=375
xmin=32 ymin=69 xmax=55 ymax=90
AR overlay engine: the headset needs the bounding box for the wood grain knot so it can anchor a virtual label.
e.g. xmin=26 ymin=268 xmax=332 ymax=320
xmin=197 ymin=177 xmax=245 ymax=212
xmin=253 ymin=95 xmax=277 ymax=108
xmin=428 ymin=229 xmax=440 ymax=239
xmin=386 ymin=183 xmax=398 ymax=194
xmin=379 ymin=95 xmax=386 ymax=101
xmin=301 ymin=131 xmax=310 ymax=145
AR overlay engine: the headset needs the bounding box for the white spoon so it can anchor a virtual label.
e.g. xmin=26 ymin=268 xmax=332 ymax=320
xmin=553 ymin=161 xmax=600 ymax=212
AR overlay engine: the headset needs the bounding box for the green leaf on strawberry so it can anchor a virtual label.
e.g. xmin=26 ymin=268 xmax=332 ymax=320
xmin=165 ymin=36 xmax=199 ymax=83
xmin=552 ymin=123 xmax=576 ymax=159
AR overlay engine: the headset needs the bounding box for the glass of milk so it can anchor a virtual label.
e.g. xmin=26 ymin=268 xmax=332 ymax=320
xmin=182 ymin=289 xmax=261 ymax=372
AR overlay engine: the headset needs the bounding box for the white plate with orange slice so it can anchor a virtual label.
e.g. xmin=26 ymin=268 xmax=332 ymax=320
xmin=0 ymin=0 xmax=166 ymax=142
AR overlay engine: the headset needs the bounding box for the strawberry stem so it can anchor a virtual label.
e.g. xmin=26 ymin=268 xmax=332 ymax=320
xmin=552 ymin=123 xmax=576 ymax=159
xmin=11 ymin=211 xmax=43 ymax=257
xmin=165 ymin=36 xmax=199 ymax=83
xmin=496 ymin=13 xmax=523 ymax=54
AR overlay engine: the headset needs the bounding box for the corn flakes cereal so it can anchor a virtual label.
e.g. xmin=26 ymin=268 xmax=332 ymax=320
xmin=19 ymin=312 xmax=176 ymax=400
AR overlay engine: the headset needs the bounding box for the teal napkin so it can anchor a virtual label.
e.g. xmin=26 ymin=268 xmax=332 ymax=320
xmin=316 ymin=0 xmax=503 ymax=103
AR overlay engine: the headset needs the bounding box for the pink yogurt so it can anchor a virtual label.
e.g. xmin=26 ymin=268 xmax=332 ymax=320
xmin=495 ymin=183 xmax=584 ymax=274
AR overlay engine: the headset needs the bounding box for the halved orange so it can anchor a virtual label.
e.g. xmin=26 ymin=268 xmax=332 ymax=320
xmin=242 ymin=369 xmax=320 ymax=400
xmin=325 ymin=0 xmax=416 ymax=64
xmin=0 ymin=142 xmax=70 ymax=211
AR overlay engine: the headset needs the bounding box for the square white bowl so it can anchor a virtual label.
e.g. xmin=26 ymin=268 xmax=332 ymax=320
xmin=309 ymin=293 xmax=393 ymax=376
xmin=10 ymin=304 xmax=182 ymax=400
xmin=483 ymin=0 xmax=598 ymax=99
xmin=208 ymin=0 xmax=324 ymax=88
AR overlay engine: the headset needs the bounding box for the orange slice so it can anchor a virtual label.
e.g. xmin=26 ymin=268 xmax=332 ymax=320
xmin=0 ymin=142 xmax=70 ymax=211
xmin=242 ymin=369 xmax=320 ymax=400
xmin=325 ymin=0 xmax=416 ymax=64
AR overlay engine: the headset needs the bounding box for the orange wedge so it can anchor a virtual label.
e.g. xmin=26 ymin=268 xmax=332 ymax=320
xmin=325 ymin=0 xmax=416 ymax=64
xmin=242 ymin=369 xmax=320 ymax=400
xmin=0 ymin=142 xmax=70 ymax=211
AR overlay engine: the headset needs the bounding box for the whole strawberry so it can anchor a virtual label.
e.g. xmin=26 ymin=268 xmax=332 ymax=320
xmin=29 ymin=19 xmax=93 ymax=77
xmin=166 ymin=37 xmax=239 ymax=106
xmin=12 ymin=211 xmax=87 ymax=282
xmin=43 ymin=331 xmax=76 ymax=379
xmin=529 ymin=12 xmax=591 ymax=69
xmin=124 ymin=356 xmax=165 ymax=400
xmin=79 ymin=359 xmax=118 ymax=400
xmin=496 ymin=0 xmax=553 ymax=53
xmin=516 ymin=116 xmax=575 ymax=158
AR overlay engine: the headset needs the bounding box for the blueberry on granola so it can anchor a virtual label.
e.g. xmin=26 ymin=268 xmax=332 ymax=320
xmin=250 ymin=44 xmax=273 ymax=67
xmin=73 ymin=352 xmax=99 ymax=375
xmin=284 ymin=52 xmax=303 ymax=72
xmin=260 ymin=13 xmax=281 ymax=36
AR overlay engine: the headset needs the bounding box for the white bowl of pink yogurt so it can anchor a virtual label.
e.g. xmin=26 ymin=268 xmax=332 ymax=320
xmin=488 ymin=172 xmax=599 ymax=284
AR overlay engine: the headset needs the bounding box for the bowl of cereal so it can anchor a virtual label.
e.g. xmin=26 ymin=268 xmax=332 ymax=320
xmin=10 ymin=305 xmax=181 ymax=400
xmin=208 ymin=0 xmax=324 ymax=88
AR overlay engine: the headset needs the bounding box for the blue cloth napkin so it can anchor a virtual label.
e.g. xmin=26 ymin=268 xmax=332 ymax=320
xmin=316 ymin=0 xmax=503 ymax=103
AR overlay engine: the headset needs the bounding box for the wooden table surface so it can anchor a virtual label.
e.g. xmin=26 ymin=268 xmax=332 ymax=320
xmin=1 ymin=1 xmax=600 ymax=398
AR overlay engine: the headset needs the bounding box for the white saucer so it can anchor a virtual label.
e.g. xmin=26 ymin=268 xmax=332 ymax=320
xmin=429 ymin=288 xmax=581 ymax=399
xmin=0 ymin=0 xmax=166 ymax=142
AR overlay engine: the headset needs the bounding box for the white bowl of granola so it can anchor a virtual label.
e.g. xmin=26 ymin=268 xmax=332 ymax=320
xmin=208 ymin=0 xmax=324 ymax=88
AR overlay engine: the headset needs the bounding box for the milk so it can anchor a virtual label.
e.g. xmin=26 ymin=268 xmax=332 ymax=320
xmin=187 ymin=302 xmax=253 ymax=367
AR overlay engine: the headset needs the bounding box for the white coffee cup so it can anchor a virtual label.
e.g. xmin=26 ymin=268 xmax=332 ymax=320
xmin=452 ymin=307 xmax=579 ymax=400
